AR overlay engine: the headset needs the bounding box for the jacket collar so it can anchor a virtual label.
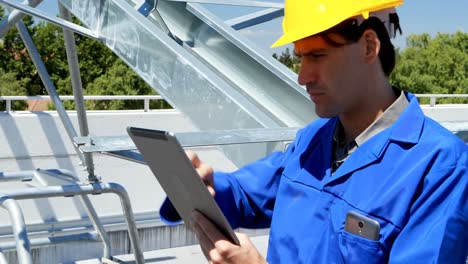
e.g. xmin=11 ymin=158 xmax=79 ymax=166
xmin=325 ymin=92 xmax=425 ymax=185
xmin=387 ymin=92 xmax=425 ymax=145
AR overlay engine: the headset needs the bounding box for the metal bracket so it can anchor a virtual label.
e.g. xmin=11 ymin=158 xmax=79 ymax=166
xmin=102 ymin=257 xmax=126 ymax=263
xmin=135 ymin=0 xmax=177 ymax=43
xmin=136 ymin=0 xmax=157 ymax=17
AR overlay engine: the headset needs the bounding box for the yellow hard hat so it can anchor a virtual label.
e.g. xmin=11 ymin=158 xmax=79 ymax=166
xmin=271 ymin=0 xmax=403 ymax=47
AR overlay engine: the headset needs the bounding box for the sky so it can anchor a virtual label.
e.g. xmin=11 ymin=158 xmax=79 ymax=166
xmin=236 ymin=0 xmax=468 ymax=54
xmin=11 ymin=0 xmax=468 ymax=55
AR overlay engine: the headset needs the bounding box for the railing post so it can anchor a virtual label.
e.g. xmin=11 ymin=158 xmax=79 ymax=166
xmin=430 ymin=96 xmax=436 ymax=107
xmin=0 ymin=196 xmax=33 ymax=264
xmin=144 ymin=98 xmax=149 ymax=112
xmin=6 ymin=100 xmax=11 ymax=113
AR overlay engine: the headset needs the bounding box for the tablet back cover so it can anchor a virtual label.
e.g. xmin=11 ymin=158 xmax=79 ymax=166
xmin=127 ymin=127 xmax=239 ymax=244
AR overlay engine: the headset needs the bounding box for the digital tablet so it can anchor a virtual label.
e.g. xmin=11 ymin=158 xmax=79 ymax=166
xmin=127 ymin=126 xmax=240 ymax=245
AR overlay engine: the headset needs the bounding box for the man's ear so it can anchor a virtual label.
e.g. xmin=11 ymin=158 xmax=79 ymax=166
xmin=361 ymin=29 xmax=380 ymax=64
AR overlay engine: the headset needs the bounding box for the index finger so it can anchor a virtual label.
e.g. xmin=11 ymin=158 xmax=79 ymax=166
xmin=185 ymin=150 xmax=200 ymax=168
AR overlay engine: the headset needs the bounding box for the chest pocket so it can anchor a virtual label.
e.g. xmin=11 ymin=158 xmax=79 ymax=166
xmin=338 ymin=230 xmax=386 ymax=263
xmin=330 ymin=198 xmax=389 ymax=263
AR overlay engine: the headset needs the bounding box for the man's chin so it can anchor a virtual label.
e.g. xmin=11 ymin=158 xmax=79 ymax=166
xmin=314 ymin=108 xmax=335 ymax=119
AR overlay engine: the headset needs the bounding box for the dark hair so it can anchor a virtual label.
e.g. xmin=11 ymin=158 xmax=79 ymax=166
xmin=320 ymin=15 xmax=401 ymax=76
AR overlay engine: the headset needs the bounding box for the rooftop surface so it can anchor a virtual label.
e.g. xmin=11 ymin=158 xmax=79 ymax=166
xmin=77 ymin=235 xmax=269 ymax=264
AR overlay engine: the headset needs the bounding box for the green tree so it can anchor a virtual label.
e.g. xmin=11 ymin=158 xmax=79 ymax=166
xmin=390 ymin=32 xmax=468 ymax=103
xmin=0 ymin=6 xmax=40 ymax=96
xmin=32 ymin=22 xmax=68 ymax=91
xmin=82 ymin=60 xmax=170 ymax=110
xmin=272 ymin=48 xmax=301 ymax=73
xmin=59 ymin=17 xmax=120 ymax=94
xmin=28 ymin=18 xmax=119 ymax=97
xmin=0 ymin=68 xmax=28 ymax=110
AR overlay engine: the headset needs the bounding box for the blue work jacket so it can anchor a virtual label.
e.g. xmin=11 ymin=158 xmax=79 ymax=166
xmin=161 ymin=93 xmax=468 ymax=263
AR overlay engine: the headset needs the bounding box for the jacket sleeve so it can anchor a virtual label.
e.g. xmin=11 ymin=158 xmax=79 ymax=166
xmin=214 ymin=132 xmax=302 ymax=229
xmin=389 ymin=145 xmax=468 ymax=263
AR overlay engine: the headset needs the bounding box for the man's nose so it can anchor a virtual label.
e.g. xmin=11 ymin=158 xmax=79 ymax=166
xmin=297 ymin=61 xmax=317 ymax=86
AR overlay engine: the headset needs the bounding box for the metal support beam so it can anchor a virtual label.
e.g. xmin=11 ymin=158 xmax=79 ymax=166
xmin=167 ymin=0 xmax=283 ymax=8
xmin=5 ymin=100 xmax=11 ymax=113
xmin=74 ymin=127 xmax=298 ymax=152
xmin=226 ymin=8 xmax=284 ymax=30
xmin=58 ymin=2 xmax=97 ymax=182
xmin=15 ymin=21 xmax=88 ymax=168
xmin=92 ymin=0 xmax=282 ymax=131
xmin=0 ymin=0 xmax=98 ymax=39
xmin=0 ymin=0 xmax=42 ymax=38
xmin=105 ymin=150 xmax=146 ymax=164
xmin=186 ymin=2 xmax=313 ymax=127
xmin=0 ymin=171 xmax=34 ymax=182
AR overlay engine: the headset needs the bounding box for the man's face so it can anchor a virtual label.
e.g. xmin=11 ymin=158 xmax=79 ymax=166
xmin=294 ymin=34 xmax=367 ymax=118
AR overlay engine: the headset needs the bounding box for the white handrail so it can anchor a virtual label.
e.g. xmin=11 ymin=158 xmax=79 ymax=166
xmin=415 ymin=94 xmax=468 ymax=107
xmin=1 ymin=94 xmax=467 ymax=112
xmin=0 ymin=95 xmax=164 ymax=113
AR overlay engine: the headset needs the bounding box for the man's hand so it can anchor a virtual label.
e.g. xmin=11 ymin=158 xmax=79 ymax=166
xmin=190 ymin=210 xmax=267 ymax=264
xmin=186 ymin=150 xmax=216 ymax=196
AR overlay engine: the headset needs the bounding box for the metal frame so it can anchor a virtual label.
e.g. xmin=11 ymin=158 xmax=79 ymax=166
xmin=0 ymin=197 xmax=31 ymax=264
xmin=75 ymin=127 xmax=298 ymax=153
xmin=0 ymin=170 xmax=113 ymax=262
xmin=74 ymin=127 xmax=298 ymax=164
xmin=185 ymin=1 xmax=314 ymax=127
xmin=0 ymin=0 xmax=306 ymax=262
xmin=0 ymin=180 xmax=144 ymax=264
xmin=0 ymin=0 xmax=98 ymax=39
xmin=0 ymin=0 xmax=41 ymax=38
xmin=15 ymin=20 xmax=100 ymax=180
xmin=0 ymin=0 xmax=98 ymax=180
xmin=51 ymin=0 xmax=313 ymax=167
xmin=0 ymin=0 xmax=311 ymax=134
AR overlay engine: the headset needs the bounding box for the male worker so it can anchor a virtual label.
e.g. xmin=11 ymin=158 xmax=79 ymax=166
xmin=161 ymin=0 xmax=468 ymax=262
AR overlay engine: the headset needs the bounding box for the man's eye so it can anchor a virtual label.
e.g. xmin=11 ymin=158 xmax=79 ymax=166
xmin=310 ymin=54 xmax=325 ymax=59
xmin=297 ymin=53 xmax=326 ymax=60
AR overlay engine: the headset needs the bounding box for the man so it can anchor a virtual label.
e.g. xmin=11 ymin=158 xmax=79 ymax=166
xmin=161 ymin=0 xmax=468 ymax=262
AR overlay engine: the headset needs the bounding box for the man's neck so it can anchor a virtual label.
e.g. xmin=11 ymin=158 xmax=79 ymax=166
xmin=339 ymin=83 xmax=397 ymax=143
